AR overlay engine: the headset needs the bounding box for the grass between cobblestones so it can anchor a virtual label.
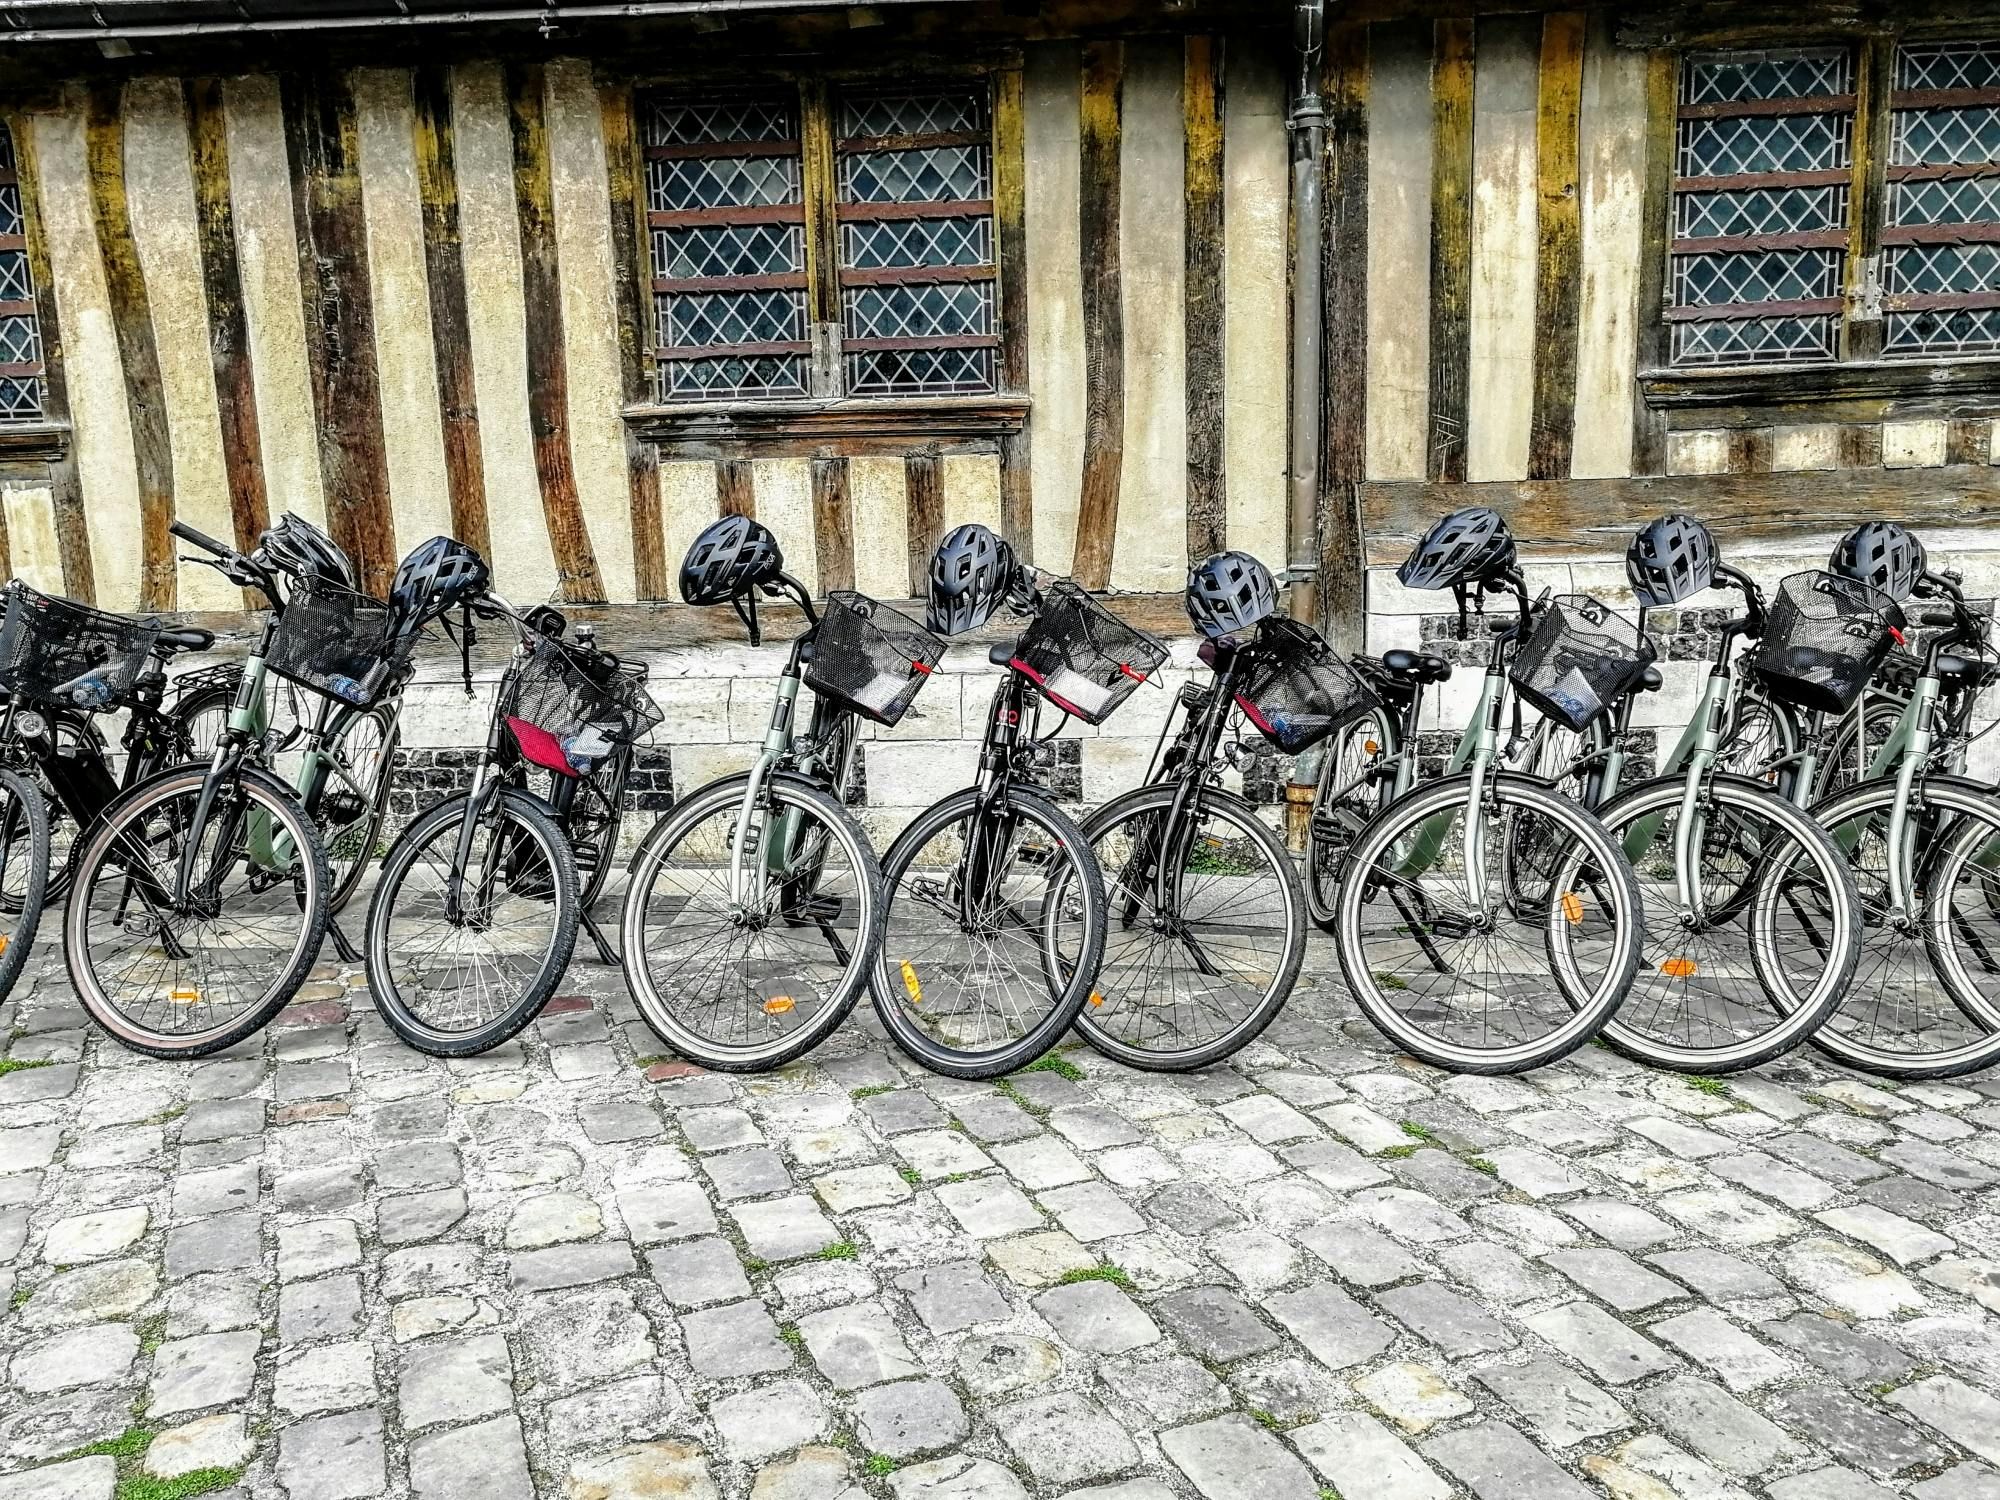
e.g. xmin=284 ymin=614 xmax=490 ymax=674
xmin=0 ymin=1055 xmax=51 ymax=1076
xmin=49 ymin=1427 xmax=242 ymax=1500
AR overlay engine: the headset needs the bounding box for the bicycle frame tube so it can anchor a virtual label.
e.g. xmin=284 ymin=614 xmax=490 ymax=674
xmin=954 ymin=671 xmax=1031 ymax=922
xmin=1393 ymin=668 xmax=1502 ymax=886
xmin=1149 ymin=651 xmax=1245 ymax=913
xmin=727 ymin=663 xmax=800 ymax=908
xmin=1884 ymin=676 xmax=1939 ymax=917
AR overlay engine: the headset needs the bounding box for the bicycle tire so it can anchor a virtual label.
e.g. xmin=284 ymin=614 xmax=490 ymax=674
xmin=365 ymin=788 xmax=580 ymax=1057
xmin=1304 ymin=707 xmax=1394 ymax=935
xmin=1811 ymin=774 xmax=2000 ymax=1079
xmin=1078 ymin=782 xmax=1305 ymax=1072
xmin=0 ymin=769 xmax=49 ymax=1005
xmin=573 ymin=743 xmax=631 ymax=909
xmin=871 ymin=786 xmax=1105 ymax=1079
xmin=64 ymin=762 xmax=331 ymax=1059
xmin=1335 ymin=771 xmax=1643 ymax=1074
xmin=1588 ymin=772 xmax=1861 ymax=1073
xmin=621 ymin=771 xmax=882 ymax=1072
xmin=7 ymin=708 xmax=110 ymax=910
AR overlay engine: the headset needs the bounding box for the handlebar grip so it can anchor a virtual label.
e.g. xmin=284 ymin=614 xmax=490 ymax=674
xmin=1921 ymin=609 xmax=1958 ymax=628
xmin=169 ymin=519 xmax=232 ymax=556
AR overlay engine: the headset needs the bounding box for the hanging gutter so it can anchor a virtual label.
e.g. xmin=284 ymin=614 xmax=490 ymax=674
xmin=0 ymin=0 xmax=950 ymax=42
xmin=1285 ymin=0 xmax=1326 ymax=624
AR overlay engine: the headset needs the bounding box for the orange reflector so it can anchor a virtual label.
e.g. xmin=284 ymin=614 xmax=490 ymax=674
xmin=1364 ymin=740 xmax=1379 ymax=755
xmin=1661 ymin=957 xmax=1698 ymax=979
xmin=900 ymin=961 xmax=922 ymax=1005
xmin=170 ymin=987 xmax=200 ymax=1005
xmin=1560 ymin=892 xmax=1584 ymax=924
xmin=1089 ymin=992 xmax=1105 ymax=1008
xmin=0 ymin=934 xmax=9 ymax=955
xmin=762 ymin=996 xmax=795 ymax=1015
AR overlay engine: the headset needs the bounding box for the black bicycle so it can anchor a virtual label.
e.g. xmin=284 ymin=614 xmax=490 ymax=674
xmin=365 ymin=589 xmax=660 ymax=1056
xmin=870 ymin=542 xmax=1158 ymax=1078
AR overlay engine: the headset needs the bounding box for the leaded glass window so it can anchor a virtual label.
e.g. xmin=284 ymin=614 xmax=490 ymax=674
xmin=1668 ymin=49 xmax=1854 ymax=366
xmin=643 ymin=95 xmax=809 ymax=400
xmin=835 ymin=87 xmax=998 ymax=396
xmin=0 ymin=125 xmax=44 ymax=421
xmin=1885 ymin=41 xmax=2000 ymax=357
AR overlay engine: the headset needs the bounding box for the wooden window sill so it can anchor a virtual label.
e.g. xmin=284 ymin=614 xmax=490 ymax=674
xmin=0 ymin=421 xmax=68 ymax=463
xmin=1641 ymin=358 xmax=2000 ymax=423
xmin=625 ymin=392 xmax=1029 ymax=456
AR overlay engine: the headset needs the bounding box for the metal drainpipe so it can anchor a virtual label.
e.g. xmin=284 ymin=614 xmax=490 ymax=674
xmin=1286 ymin=0 xmax=1327 ymax=629
xmin=1282 ymin=0 xmax=1328 ymax=846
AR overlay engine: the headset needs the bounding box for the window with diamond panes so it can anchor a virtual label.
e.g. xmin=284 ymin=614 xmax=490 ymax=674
xmin=834 ymin=87 xmax=998 ymax=397
xmin=1885 ymin=42 xmax=2000 ymax=357
xmin=0 ymin=125 xmax=44 ymax=421
xmin=1668 ymin=49 xmax=1855 ymax=366
xmin=644 ymin=95 xmax=810 ymax=401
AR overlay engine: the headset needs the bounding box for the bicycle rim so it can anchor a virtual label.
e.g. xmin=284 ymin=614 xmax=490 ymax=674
xmin=1078 ymin=785 xmax=1303 ymax=1070
xmin=872 ymin=789 xmax=1104 ymax=1077
xmin=1337 ymin=775 xmax=1639 ymax=1072
xmin=622 ymin=776 xmax=877 ymax=1070
xmin=0 ymin=769 xmax=48 ymax=1003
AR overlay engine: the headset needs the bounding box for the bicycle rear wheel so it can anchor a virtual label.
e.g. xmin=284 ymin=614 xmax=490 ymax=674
xmin=1336 ymin=772 xmax=1641 ymax=1073
xmin=621 ymin=772 xmax=880 ymax=1071
xmin=871 ymin=786 xmax=1104 ymax=1079
xmin=1812 ymin=776 xmax=2000 ymax=1078
xmin=64 ymin=763 xmax=330 ymax=1058
xmin=1588 ymin=773 xmax=1859 ymax=1072
xmin=0 ymin=768 xmax=49 ymax=1004
xmin=365 ymin=789 xmax=580 ymax=1056
xmin=1079 ymin=783 xmax=1304 ymax=1071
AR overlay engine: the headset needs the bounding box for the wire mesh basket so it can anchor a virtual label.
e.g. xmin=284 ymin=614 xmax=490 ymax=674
xmin=0 ymin=581 xmax=162 ymax=708
xmin=1234 ymin=617 xmax=1381 ymax=754
xmin=263 ymin=575 xmax=410 ymax=708
xmin=501 ymin=634 xmax=664 ymax=778
xmin=1510 ymin=593 xmax=1657 ymax=732
xmin=805 ymin=591 xmax=945 ymax=727
xmin=1747 ymin=570 xmax=1906 ymax=717
xmin=1008 ymin=580 xmax=1169 ymax=726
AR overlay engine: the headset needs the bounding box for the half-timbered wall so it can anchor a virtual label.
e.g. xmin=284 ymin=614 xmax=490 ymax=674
xmin=0 ymin=32 xmax=1290 ymax=615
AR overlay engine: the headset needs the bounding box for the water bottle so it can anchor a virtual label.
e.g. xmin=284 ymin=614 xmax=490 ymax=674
xmin=67 ymin=675 xmax=113 ymax=711
xmin=560 ymin=724 xmax=616 ymax=776
xmin=325 ymin=674 xmax=369 ymax=706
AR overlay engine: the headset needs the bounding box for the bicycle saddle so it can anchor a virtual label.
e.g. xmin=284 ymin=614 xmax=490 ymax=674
xmin=157 ymin=627 xmax=215 ymax=653
xmin=1935 ymin=654 xmax=1998 ymax=689
xmin=1380 ymin=648 xmax=1451 ymax=684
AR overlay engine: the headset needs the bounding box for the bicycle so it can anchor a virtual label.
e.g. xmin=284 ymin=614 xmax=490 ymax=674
xmin=170 ymin=514 xmax=403 ymax=918
xmin=872 ymin=558 xmax=1158 ymax=1078
xmin=1077 ymin=559 xmax=1362 ymax=1072
xmin=58 ymin=518 xmax=385 ymax=1057
xmin=1520 ymin=568 xmax=1868 ymax=1073
xmin=620 ymin=516 xmax=941 ymax=1071
xmin=365 ymin=591 xmax=661 ymax=1055
xmin=1328 ymin=509 xmax=1645 ymax=1074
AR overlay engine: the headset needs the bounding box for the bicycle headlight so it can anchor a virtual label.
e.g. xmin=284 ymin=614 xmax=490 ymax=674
xmin=13 ymin=710 xmax=46 ymax=739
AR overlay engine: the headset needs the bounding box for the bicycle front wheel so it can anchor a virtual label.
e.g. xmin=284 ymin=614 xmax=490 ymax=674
xmin=621 ymin=772 xmax=881 ymax=1071
xmin=871 ymin=786 xmax=1104 ymax=1079
xmin=365 ymin=790 xmax=581 ymax=1056
xmin=1336 ymin=772 xmax=1642 ymax=1074
xmin=1079 ymin=783 xmax=1305 ymax=1072
xmin=64 ymin=763 xmax=330 ymax=1058
xmin=1589 ymin=773 xmax=1859 ymax=1072
xmin=0 ymin=768 xmax=49 ymax=1004
xmin=1812 ymin=776 xmax=2000 ymax=1079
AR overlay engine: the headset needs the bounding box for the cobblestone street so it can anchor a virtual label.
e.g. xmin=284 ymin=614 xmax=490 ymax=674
xmin=3 ymin=923 xmax=2000 ymax=1500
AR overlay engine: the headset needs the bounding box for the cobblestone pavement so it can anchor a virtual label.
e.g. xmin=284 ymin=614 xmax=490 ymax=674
xmin=4 ymin=923 xmax=2000 ymax=1500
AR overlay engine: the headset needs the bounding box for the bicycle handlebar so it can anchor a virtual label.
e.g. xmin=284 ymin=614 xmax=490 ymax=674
xmin=169 ymin=519 xmax=231 ymax=557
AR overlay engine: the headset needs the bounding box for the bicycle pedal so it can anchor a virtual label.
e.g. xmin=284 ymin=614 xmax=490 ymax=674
xmin=781 ymin=894 xmax=843 ymax=926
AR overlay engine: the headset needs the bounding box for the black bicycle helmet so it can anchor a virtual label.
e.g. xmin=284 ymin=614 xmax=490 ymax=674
xmin=389 ymin=535 xmax=490 ymax=627
xmin=1397 ymin=507 xmax=1514 ymax=591
xmin=1186 ymin=550 xmax=1280 ymax=640
xmin=926 ymin=523 xmax=1016 ymax=635
xmin=260 ymin=513 xmax=354 ymax=589
xmin=1627 ymin=512 xmax=1719 ymax=607
xmin=1831 ymin=521 xmax=1927 ymax=602
xmin=680 ymin=515 xmax=784 ymax=606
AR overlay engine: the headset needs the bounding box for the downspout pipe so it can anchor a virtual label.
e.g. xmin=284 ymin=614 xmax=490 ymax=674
xmin=1286 ymin=0 xmax=1326 ymax=626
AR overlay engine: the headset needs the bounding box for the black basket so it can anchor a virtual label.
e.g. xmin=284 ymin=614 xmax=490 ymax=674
xmin=1009 ymin=580 xmax=1169 ymax=726
xmin=805 ymin=592 xmax=945 ymax=727
xmin=0 ymin=582 xmax=162 ymax=708
xmin=501 ymin=635 xmax=664 ymax=778
xmin=262 ymin=575 xmax=410 ymax=708
xmin=1747 ymin=571 xmax=1905 ymax=717
xmin=1234 ymin=617 xmax=1380 ymax=753
xmin=1510 ymin=594 xmax=1657 ymax=732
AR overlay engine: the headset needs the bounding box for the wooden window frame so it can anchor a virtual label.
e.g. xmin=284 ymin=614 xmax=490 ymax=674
xmin=623 ymin=56 xmax=1030 ymax=449
xmin=1641 ymin=28 xmax=2000 ymax=421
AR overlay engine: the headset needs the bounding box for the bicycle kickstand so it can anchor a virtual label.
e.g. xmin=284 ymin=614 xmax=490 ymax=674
xmin=581 ymin=910 xmax=620 ymax=966
xmin=325 ymin=920 xmax=361 ymax=965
